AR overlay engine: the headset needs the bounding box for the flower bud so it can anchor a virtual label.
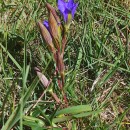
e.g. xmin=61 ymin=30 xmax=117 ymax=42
xmin=49 ymin=12 xmax=61 ymax=50
xmin=34 ymin=67 xmax=49 ymax=87
xmin=46 ymin=3 xmax=61 ymax=24
xmin=38 ymin=21 xmax=55 ymax=53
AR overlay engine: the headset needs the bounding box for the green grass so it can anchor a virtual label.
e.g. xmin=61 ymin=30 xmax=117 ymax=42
xmin=0 ymin=0 xmax=130 ymax=130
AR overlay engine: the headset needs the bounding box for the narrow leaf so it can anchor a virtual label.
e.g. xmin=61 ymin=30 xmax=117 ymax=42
xmin=55 ymin=105 xmax=92 ymax=116
xmin=73 ymin=110 xmax=101 ymax=118
xmin=53 ymin=116 xmax=72 ymax=123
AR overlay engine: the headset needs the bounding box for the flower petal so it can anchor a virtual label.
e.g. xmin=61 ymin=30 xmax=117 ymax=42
xmin=72 ymin=3 xmax=78 ymax=18
xmin=58 ymin=0 xmax=78 ymax=22
xmin=63 ymin=9 xmax=69 ymax=22
xmin=67 ymin=0 xmax=74 ymax=10
xmin=58 ymin=0 xmax=66 ymax=13
xmin=43 ymin=20 xmax=49 ymax=31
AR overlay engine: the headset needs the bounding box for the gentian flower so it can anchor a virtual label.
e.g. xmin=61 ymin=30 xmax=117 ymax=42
xmin=43 ymin=20 xmax=50 ymax=31
xmin=58 ymin=0 xmax=78 ymax=23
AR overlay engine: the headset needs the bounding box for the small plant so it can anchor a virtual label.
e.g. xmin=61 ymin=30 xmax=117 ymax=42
xmin=3 ymin=0 xmax=125 ymax=129
xmin=37 ymin=0 xmax=78 ymax=105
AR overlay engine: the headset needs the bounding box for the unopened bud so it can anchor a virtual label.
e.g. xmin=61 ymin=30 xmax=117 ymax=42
xmin=38 ymin=22 xmax=55 ymax=53
xmin=49 ymin=12 xmax=61 ymax=50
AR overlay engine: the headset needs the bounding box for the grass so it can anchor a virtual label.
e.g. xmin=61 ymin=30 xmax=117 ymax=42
xmin=0 ymin=0 xmax=130 ymax=129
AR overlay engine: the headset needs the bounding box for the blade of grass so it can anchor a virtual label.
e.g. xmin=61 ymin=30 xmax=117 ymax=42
xmin=0 ymin=43 xmax=22 ymax=71
xmin=1 ymin=76 xmax=39 ymax=130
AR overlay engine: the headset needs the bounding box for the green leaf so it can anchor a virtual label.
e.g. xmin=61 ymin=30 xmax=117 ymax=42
xmin=55 ymin=105 xmax=92 ymax=116
xmin=75 ymin=47 xmax=83 ymax=69
xmin=23 ymin=116 xmax=45 ymax=130
xmin=53 ymin=116 xmax=72 ymax=123
xmin=23 ymin=121 xmax=44 ymax=130
xmin=51 ymin=128 xmax=62 ymax=130
xmin=73 ymin=110 xmax=101 ymax=118
xmin=53 ymin=109 xmax=101 ymax=123
xmin=23 ymin=116 xmax=45 ymax=127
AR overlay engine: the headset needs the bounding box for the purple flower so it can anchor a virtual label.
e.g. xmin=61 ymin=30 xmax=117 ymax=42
xmin=43 ymin=20 xmax=50 ymax=31
xmin=58 ymin=0 xmax=78 ymax=22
